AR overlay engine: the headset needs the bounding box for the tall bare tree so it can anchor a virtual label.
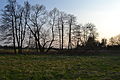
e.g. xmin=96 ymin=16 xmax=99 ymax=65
xmin=15 ymin=1 xmax=30 ymax=54
xmin=59 ymin=12 xmax=67 ymax=50
xmin=72 ymin=24 xmax=82 ymax=47
xmin=46 ymin=8 xmax=59 ymax=52
xmin=27 ymin=4 xmax=47 ymax=52
xmin=1 ymin=0 xmax=17 ymax=53
xmin=67 ymin=14 xmax=76 ymax=49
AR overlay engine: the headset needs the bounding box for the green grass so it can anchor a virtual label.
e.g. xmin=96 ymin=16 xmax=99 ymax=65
xmin=0 ymin=49 xmax=57 ymax=54
xmin=0 ymin=54 xmax=120 ymax=80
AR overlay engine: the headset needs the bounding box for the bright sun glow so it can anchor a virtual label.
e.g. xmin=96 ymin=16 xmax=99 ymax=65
xmin=76 ymin=0 xmax=120 ymax=40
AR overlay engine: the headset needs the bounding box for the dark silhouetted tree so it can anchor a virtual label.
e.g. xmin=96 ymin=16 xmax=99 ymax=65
xmin=109 ymin=35 xmax=120 ymax=46
xmin=1 ymin=0 xmax=17 ymax=53
xmin=101 ymin=38 xmax=107 ymax=47
xmin=67 ymin=14 xmax=76 ymax=49
xmin=27 ymin=4 xmax=47 ymax=52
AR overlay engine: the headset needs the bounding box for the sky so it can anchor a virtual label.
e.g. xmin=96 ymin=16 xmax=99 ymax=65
xmin=0 ymin=0 xmax=120 ymax=40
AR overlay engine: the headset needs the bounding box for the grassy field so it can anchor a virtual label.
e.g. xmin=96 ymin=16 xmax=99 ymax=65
xmin=0 ymin=54 xmax=120 ymax=80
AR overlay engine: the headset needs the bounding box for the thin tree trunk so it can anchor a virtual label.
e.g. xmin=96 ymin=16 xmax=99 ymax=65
xmin=12 ymin=16 xmax=16 ymax=54
xmin=68 ymin=21 xmax=72 ymax=50
xmin=58 ymin=19 xmax=61 ymax=49
xmin=61 ymin=20 xmax=64 ymax=50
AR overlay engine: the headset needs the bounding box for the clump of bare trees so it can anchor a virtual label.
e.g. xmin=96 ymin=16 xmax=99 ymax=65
xmin=1 ymin=0 xmax=30 ymax=54
xmin=109 ymin=35 xmax=120 ymax=46
xmin=0 ymin=0 xmax=100 ymax=53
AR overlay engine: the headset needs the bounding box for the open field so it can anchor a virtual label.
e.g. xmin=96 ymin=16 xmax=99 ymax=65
xmin=0 ymin=54 xmax=120 ymax=80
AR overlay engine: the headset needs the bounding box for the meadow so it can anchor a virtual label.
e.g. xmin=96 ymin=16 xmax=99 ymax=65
xmin=0 ymin=53 xmax=120 ymax=80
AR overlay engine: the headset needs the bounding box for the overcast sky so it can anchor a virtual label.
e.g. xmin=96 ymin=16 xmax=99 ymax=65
xmin=0 ymin=0 xmax=120 ymax=39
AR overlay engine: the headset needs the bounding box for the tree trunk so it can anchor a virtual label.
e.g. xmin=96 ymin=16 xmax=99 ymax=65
xmin=12 ymin=16 xmax=16 ymax=54
xmin=58 ymin=20 xmax=61 ymax=49
xmin=61 ymin=20 xmax=64 ymax=50
xmin=68 ymin=22 xmax=72 ymax=50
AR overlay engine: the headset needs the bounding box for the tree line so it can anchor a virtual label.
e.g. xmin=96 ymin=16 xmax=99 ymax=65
xmin=0 ymin=0 xmax=120 ymax=54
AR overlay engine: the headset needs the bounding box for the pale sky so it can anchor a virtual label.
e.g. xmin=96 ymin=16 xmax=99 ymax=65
xmin=0 ymin=0 xmax=120 ymax=39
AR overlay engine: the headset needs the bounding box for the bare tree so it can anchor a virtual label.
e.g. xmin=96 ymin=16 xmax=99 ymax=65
xmin=67 ymin=14 xmax=76 ymax=49
xmin=72 ymin=24 xmax=82 ymax=47
xmin=73 ymin=24 xmax=89 ymax=47
xmin=57 ymin=16 xmax=62 ymax=49
xmin=15 ymin=1 xmax=30 ymax=54
xmin=46 ymin=8 xmax=59 ymax=52
xmin=72 ymin=23 xmax=98 ymax=48
xmin=109 ymin=35 xmax=120 ymax=46
xmin=58 ymin=12 xmax=67 ymax=50
xmin=83 ymin=23 xmax=98 ymax=45
xmin=1 ymin=0 xmax=17 ymax=53
xmin=84 ymin=23 xmax=99 ymax=49
xmin=27 ymin=4 xmax=47 ymax=52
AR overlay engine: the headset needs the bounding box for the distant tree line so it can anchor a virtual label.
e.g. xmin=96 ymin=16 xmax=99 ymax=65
xmin=0 ymin=0 xmax=120 ymax=54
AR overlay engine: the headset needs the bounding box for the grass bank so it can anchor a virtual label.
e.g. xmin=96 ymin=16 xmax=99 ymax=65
xmin=0 ymin=54 xmax=120 ymax=80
